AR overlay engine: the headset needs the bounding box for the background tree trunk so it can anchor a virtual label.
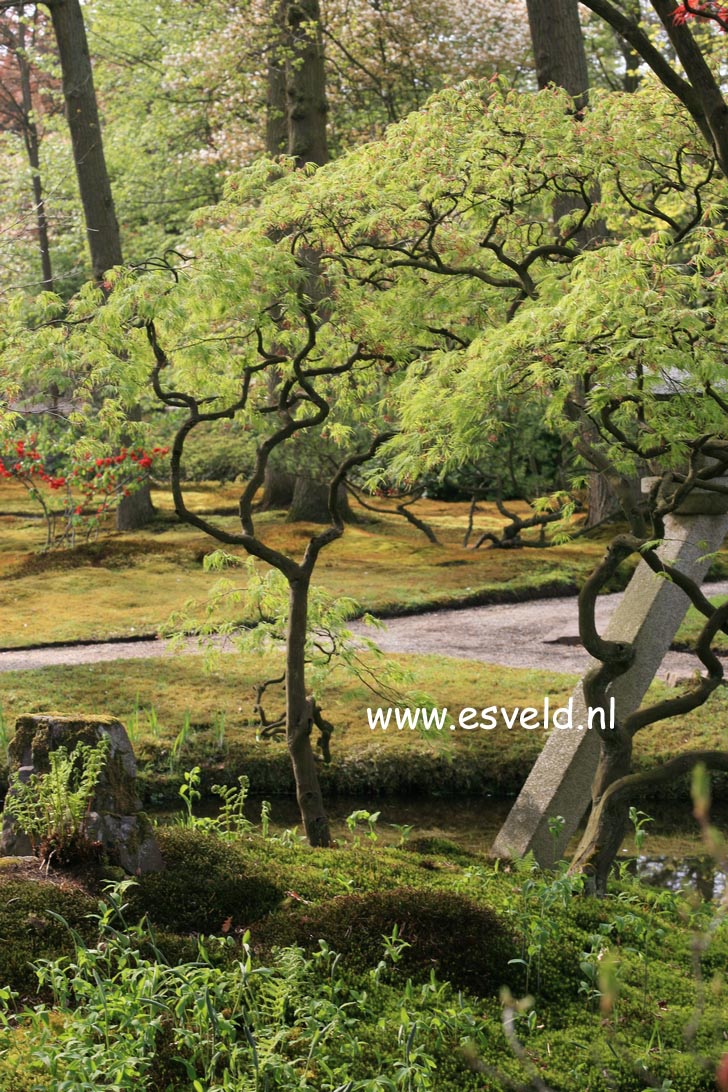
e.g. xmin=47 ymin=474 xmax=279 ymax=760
xmin=527 ymin=0 xmax=640 ymax=528
xmin=284 ymin=0 xmax=329 ymax=168
xmin=260 ymin=465 xmax=296 ymax=510
xmin=286 ymin=475 xmax=352 ymax=523
xmin=115 ymin=479 xmax=156 ymax=530
xmin=265 ymin=0 xmax=333 ymax=522
xmin=17 ymin=8 xmax=52 ymax=289
xmin=49 ymin=0 xmax=153 ymax=529
xmin=526 ymin=0 xmax=590 ymax=107
xmin=266 ymin=3 xmax=289 ymax=158
xmin=585 ymin=471 xmax=620 ymax=527
xmin=284 ymin=0 xmax=331 ymax=517
xmin=48 ymin=0 xmax=122 ymax=280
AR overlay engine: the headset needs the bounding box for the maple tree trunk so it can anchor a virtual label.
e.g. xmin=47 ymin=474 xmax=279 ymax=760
xmin=287 ymin=578 xmax=331 ymax=846
xmin=570 ymin=735 xmax=633 ymax=893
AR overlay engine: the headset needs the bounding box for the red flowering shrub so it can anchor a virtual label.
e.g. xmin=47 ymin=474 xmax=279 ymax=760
xmin=672 ymin=1 xmax=728 ymax=27
xmin=0 ymin=435 xmax=169 ymax=549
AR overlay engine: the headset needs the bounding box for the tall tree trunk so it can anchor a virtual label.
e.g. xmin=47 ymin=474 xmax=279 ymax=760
xmin=585 ymin=471 xmax=619 ymax=527
xmin=287 ymin=578 xmax=331 ymax=846
xmin=260 ymin=465 xmax=296 ymax=509
xmin=527 ymin=0 xmax=635 ymax=528
xmin=285 ymin=0 xmax=329 ymax=167
xmin=617 ymin=0 xmax=642 ymax=93
xmin=266 ymin=5 xmax=288 ymax=158
xmin=264 ymin=49 xmax=295 ymax=503
xmin=48 ymin=0 xmax=152 ymax=527
xmin=115 ymin=404 xmax=154 ymax=530
xmin=526 ymin=0 xmax=589 ymax=107
xmin=266 ymin=1 xmax=332 ymax=520
xmin=48 ymin=0 xmax=122 ymax=280
xmin=17 ymin=8 xmax=52 ymax=290
xmin=284 ymin=0 xmax=330 ymax=514
xmin=115 ymin=478 xmax=156 ymax=530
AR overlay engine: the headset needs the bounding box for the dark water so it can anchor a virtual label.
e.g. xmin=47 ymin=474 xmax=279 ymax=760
xmin=160 ymin=793 xmax=728 ymax=897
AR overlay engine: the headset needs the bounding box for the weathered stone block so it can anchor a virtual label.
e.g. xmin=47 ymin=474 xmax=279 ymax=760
xmin=493 ymin=489 xmax=728 ymax=866
xmin=1 ymin=713 xmax=164 ymax=874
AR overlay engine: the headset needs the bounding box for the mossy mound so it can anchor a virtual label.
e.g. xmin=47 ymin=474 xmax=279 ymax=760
xmin=9 ymin=536 xmax=198 ymax=580
xmin=128 ymin=827 xmax=284 ymax=934
xmin=251 ymin=886 xmax=518 ymax=996
xmin=0 ymin=876 xmax=98 ymax=999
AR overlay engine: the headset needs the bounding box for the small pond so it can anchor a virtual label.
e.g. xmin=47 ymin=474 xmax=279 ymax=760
xmin=157 ymin=793 xmax=728 ymax=898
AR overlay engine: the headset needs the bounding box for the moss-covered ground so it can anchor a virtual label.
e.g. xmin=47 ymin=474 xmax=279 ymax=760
xmin=0 ymin=480 xmax=634 ymax=648
xmin=0 ymin=827 xmax=725 ymax=1091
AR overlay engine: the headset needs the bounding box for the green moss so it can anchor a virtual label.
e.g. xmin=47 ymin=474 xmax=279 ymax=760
xmin=401 ymin=835 xmax=480 ymax=863
xmin=128 ymin=826 xmax=285 ymax=933
xmin=251 ymin=886 xmax=518 ymax=996
xmin=0 ymin=879 xmax=97 ymax=999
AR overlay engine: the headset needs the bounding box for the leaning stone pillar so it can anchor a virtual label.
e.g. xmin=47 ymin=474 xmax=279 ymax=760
xmin=492 ymin=481 xmax=728 ymax=866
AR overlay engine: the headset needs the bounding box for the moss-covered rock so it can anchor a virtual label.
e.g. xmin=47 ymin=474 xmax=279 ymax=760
xmin=1 ymin=713 xmax=163 ymax=874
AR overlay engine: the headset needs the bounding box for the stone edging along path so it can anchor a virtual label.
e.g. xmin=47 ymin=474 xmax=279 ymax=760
xmin=3 ymin=581 xmax=728 ymax=676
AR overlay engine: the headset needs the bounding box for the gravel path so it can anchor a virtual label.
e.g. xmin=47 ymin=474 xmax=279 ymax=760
xmin=2 ymin=581 xmax=727 ymax=676
xmin=353 ymin=582 xmax=728 ymax=677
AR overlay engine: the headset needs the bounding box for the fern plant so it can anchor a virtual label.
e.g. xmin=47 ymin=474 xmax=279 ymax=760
xmin=7 ymin=735 xmax=110 ymax=865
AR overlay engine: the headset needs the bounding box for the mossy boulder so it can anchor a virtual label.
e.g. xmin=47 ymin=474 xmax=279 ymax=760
xmin=1 ymin=714 xmax=163 ymax=874
xmin=251 ymin=886 xmax=518 ymax=995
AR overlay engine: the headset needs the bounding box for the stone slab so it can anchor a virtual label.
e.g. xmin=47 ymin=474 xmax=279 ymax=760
xmin=492 ymin=501 xmax=728 ymax=866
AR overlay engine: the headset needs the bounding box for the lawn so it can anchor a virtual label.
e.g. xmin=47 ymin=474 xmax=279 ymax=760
xmin=2 ymin=649 xmax=726 ymax=810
